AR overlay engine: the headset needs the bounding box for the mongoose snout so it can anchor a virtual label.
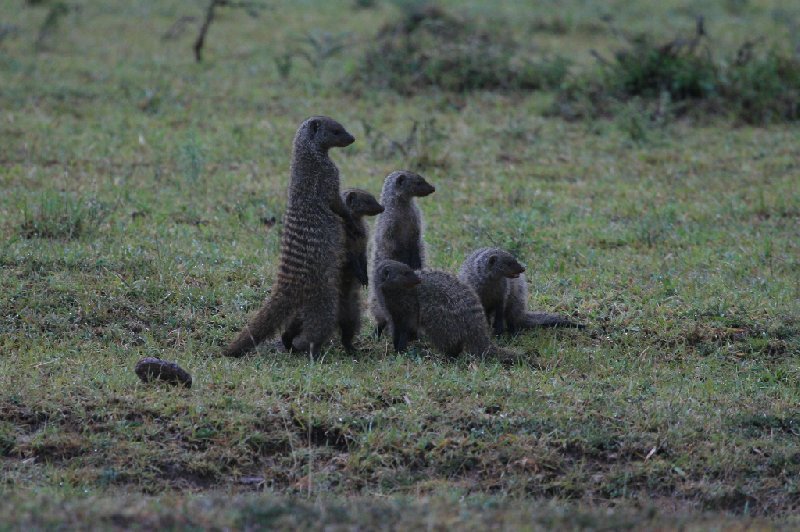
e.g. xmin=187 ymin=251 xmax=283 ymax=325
xmin=377 ymin=260 xmax=420 ymax=290
xmin=404 ymin=271 xmax=422 ymax=287
xmin=506 ymin=262 xmax=525 ymax=278
xmin=416 ymin=181 xmax=435 ymax=196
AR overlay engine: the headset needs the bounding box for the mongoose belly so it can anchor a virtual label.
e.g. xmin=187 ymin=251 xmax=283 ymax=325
xmin=278 ymin=207 xmax=343 ymax=291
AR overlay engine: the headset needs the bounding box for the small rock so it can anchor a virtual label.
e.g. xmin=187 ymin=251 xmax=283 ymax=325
xmin=135 ymin=357 xmax=192 ymax=388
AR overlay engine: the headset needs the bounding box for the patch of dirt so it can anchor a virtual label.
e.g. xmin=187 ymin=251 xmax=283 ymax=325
xmin=157 ymin=460 xmax=218 ymax=489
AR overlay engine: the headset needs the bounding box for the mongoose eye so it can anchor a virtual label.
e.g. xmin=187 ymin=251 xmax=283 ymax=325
xmin=396 ymin=174 xmax=405 ymax=186
xmin=488 ymin=255 xmax=497 ymax=266
xmin=382 ymin=270 xmax=390 ymax=280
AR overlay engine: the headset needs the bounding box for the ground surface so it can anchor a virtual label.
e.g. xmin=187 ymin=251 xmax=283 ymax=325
xmin=1 ymin=0 xmax=798 ymax=529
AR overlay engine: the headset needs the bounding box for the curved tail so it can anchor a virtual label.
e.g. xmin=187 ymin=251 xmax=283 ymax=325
xmin=487 ymin=345 xmax=545 ymax=368
xmin=521 ymin=312 xmax=585 ymax=329
xmin=222 ymin=290 xmax=291 ymax=357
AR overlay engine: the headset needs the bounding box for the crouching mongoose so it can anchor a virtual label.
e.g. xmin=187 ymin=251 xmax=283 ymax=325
xmin=375 ymin=260 xmax=521 ymax=362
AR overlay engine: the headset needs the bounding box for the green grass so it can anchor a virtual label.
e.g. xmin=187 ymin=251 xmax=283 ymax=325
xmin=1 ymin=0 xmax=799 ymax=528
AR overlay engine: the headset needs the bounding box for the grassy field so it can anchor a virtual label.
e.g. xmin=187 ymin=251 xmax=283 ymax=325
xmin=1 ymin=0 xmax=799 ymax=529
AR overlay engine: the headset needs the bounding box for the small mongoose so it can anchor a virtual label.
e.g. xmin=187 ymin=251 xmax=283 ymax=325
xmin=375 ymin=260 xmax=520 ymax=362
xmin=458 ymin=247 xmax=584 ymax=335
xmin=282 ymin=188 xmax=385 ymax=352
xmin=369 ymin=171 xmax=435 ymax=336
xmin=223 ymin=116 xmax=358 ymax=357
xmin=373 ymin=260 xmax=421 ymax=353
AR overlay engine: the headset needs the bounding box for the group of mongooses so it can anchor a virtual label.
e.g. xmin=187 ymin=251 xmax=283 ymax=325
xmin=222 ymin=116 xmax=583 ymax=360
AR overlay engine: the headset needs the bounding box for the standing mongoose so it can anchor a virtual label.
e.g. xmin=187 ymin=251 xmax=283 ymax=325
xmin=458 ymin=247 xmax=584 ymax=335
xmin=369 ymin=171 xmax=435 ymax=336
xmin=223 ymin=116 xmax=359 ymax=357
xmin=375 ymin=260 xmax=520 ymax=362
xmin=282 ymin=188 xmax=385 ymax=352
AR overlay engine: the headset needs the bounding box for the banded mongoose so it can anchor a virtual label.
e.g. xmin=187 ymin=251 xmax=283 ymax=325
xmin=369 ymin=170 xmax=435 ymax=336
xmin=223 ymin=116 xmax=358 ymax=357
xmin=375 ymin=260 xmax=520 ymax=362
xmin=283 ymin=188 xmax=385 ymax=352
xmin=458 ymin=247 xmax=584 ymax=335
xmin=373 ymin=260 xmax=421 ymax=353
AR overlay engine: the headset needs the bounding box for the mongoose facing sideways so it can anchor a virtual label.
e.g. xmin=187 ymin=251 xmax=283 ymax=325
xmin=223 ymin=116 xmax=357 ymax=357
xmin=282 ymin=188 xmax=385 ymax=352
xmin=369 ymin=171 xmax=435 ymax=336
xmin=338 ymin=188 xmax=385 ymax=351
xmin=375 ymin=260 xmax=520 ymax=362
xmin=458 ymin=247 xmax=584 ymax=335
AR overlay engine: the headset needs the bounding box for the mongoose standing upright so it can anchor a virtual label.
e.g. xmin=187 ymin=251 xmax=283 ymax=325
xmin=223 ymin=116 xmax=359 ymax=357
xmin=458 ymin=247 xmax=584 ymax=335
xmin=369 ymin=171 xmax=435 ymax=336
xmin=282 ymin=188 xmax=384 ymax=352
xmin=375 ymin=260 xmax=520 ymax=362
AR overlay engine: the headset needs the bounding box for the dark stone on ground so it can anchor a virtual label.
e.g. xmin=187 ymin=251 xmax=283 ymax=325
xmin=135 ymin=357 xmax=192 ymax=388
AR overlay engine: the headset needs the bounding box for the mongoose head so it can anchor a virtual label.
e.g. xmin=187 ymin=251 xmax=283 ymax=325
xmin=299 ymin=116 xmax=355 ymax=152
xmin=384 ymin=171 xmax=436 ymax=200
xmin=376 ymin=259 xmax=421 ymax=291
xmin=479 ymin=248 xmax=526 ymax=279
xmin=342 ymin=188 xmax=385 ymax=218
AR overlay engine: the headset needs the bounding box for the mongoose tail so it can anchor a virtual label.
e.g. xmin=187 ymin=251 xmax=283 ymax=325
xmin=521 ymin=312 xmax=585 ymax=329
xmin=486 ymin=344 xmax=524 ymax=364
xmin=222 ymin=290 xmax=292 ymax=357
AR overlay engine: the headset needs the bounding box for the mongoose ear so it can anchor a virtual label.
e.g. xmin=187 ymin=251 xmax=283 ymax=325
xmin=396 ymin=174 xmax=406 ymax=186
xmin=345 ymin=191 xmax=356 ymax=208
xmin=488 ymin=255 xmax=497 ymax=266
xmin=309 ymin=118 xmax=320 ymax=136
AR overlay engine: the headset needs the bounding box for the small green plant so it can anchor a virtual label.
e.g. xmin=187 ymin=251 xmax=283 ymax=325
xmin=178 ymin=137 xmax=206 ymax=182
xmin=19 ymin=192 xmax=106 ymax=240
xmin=0 ymin=422 xmax=15 ymax=457
xmin=609 ymin=36 xmax=717 ymax=100
xmin=553 ymin=25 xmax=800 ymax=123
xmin=350 ymin=4 xmax=569 ymax=94
xmin=293 ymin=31 xmax=350 ymax=70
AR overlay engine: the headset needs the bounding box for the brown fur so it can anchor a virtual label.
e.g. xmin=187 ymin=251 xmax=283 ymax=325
xmin=368 ymin=171 xmax=435 ymax=336
xmin=222 ymin=116 xmax=357 ymax=357
xmin=375 ymin=260 xmax=520 ymax=362
xmin=458 ymin=247 xmax=584 ymax=335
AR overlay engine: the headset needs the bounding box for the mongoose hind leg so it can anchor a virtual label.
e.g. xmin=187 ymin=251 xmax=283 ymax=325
xmin=373 ymin=319 xmax=387 ymax=338
xmin=281 ymin=318 xmax=302 ymax=351
xmin=392 ymin=325 xmax=411 ymax=353
xmin=338 ymin=296 xmax=361 ymax=353
xmin=291 ymin=289 xmax=337 ymax=356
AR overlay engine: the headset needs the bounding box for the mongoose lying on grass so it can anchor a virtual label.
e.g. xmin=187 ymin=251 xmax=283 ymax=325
xmin=458 ymin=247 xmax=584 ymax=335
